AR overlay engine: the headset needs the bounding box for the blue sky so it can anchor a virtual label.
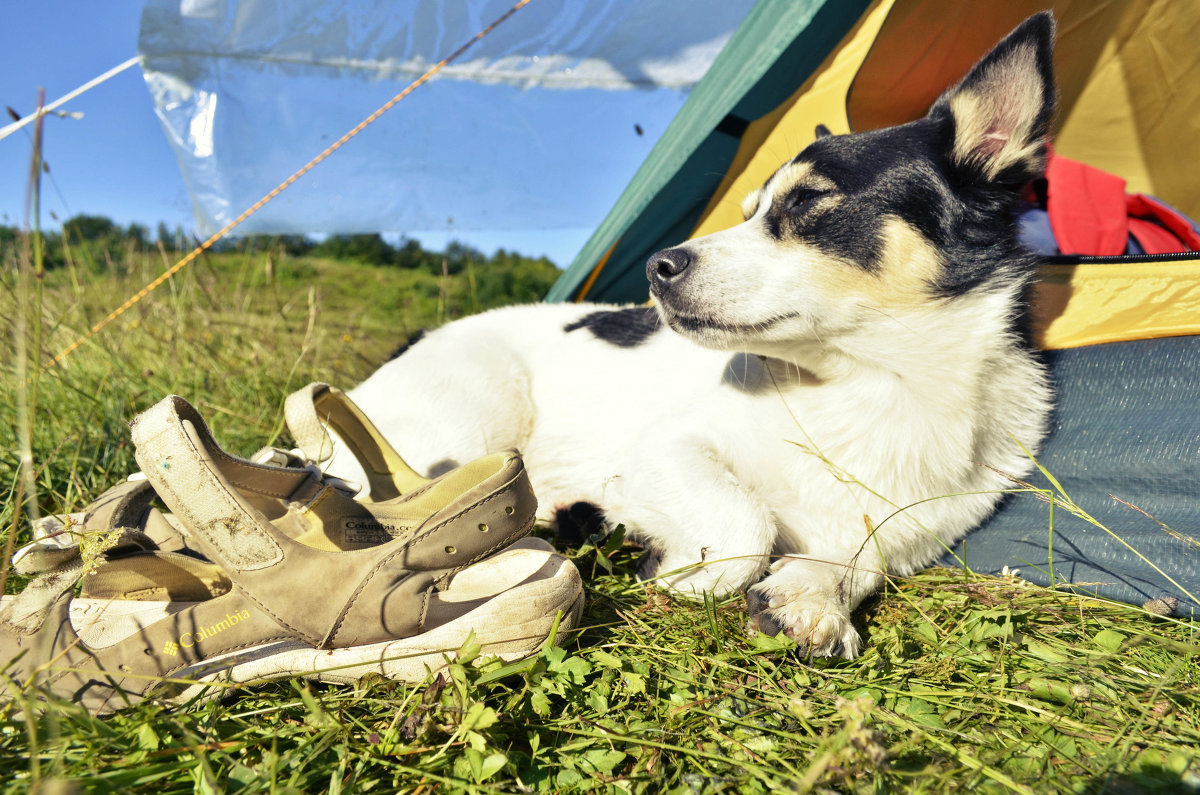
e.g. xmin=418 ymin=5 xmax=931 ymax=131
xmin=0 ymin=1 xmax=671 ymax=267
xmin=1 ymin=3 xmax=193 ymax=235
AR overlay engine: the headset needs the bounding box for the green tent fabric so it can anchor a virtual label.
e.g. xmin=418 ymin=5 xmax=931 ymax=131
xmin=544 ymin=0 xmax=871 ymax=304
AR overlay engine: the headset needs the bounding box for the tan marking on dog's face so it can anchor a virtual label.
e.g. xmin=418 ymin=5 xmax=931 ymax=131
xmin=765 ymin=161 xmax=837 ymax=199
xmin=949 ymin=42 xmax=1044 ymax=180
xmin=767 ymin=161 xmax=815 ymax=193
xmin=813 ymin=218 xmax=941 ymax=308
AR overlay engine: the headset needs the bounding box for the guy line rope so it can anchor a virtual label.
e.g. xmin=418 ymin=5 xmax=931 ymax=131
xmin=43 ymin=0 xmax=534 ymax=370
xmin=0 ymin=56 xmax=143 ymax=142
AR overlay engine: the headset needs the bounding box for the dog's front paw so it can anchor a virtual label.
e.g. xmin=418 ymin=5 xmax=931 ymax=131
xmin=745 ymin=580 xmax=862 ymax=658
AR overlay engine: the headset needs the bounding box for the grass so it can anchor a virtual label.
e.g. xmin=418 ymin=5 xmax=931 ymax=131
xmin=2 ymin=238 xmax=1199 ymax=793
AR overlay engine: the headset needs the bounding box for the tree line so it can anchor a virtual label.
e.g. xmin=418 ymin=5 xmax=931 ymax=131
xmin=1 ymin=214 xmax=562 ymax=278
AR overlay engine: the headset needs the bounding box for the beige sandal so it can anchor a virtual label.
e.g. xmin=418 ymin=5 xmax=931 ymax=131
xmin=0 ymin=396 xmax=582 ymax=714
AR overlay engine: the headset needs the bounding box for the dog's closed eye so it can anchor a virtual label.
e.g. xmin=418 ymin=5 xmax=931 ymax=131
xmin=785 ymin=188 xmax=826 ymax=214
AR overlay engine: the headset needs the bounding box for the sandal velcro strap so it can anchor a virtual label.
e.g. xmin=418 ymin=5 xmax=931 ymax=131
xmin=284 ymin=383 xmax=339 ymax=463
xmin=132 ymin=396 xmax=301 ymax=572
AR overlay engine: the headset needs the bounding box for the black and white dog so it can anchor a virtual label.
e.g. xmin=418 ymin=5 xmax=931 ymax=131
xmin=341 ymin=13 xmax=1056 ymax=657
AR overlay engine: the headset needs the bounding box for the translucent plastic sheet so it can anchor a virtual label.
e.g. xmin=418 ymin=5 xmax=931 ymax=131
xmin=137 ymin=0 xmax=756 ymax=238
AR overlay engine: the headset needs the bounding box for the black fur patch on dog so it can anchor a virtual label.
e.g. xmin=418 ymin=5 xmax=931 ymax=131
xmin=555 ymin=501 xmax=606 ymax=546
xmin=564 ymin=306 xmax=661 ymax=348
xmin=385 ymin=329 xmax=427 ymax=362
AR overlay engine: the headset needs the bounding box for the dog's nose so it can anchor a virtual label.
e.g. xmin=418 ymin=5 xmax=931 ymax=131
xmin=647 ymin=247 xmax=693 ymax=291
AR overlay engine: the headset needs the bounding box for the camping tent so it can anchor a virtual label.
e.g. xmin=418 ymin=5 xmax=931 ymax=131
xmin=547 ymin=0 xmax=1200 ymax=613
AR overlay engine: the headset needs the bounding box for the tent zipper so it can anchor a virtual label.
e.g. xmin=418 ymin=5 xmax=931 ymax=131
xmin=1046 ymin=251 xmax=1200 ymax=266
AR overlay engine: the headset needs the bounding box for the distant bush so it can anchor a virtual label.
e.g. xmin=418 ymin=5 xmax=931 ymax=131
xmin=62 ymin=214 xmax=119 ymax=241
xmin=474 ymin=249 xmax=560 ymax=306
xmin=311 ymin=233 xmax=393 ymax=265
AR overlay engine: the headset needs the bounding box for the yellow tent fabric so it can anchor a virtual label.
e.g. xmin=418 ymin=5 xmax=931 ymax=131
xmin=689 ymin=0 xmax=1200 ymax=350
xmin=1032 ymin=260 xmax=1200 ymax=349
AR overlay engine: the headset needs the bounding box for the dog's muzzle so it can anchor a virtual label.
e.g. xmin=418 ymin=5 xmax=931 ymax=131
xmin=647 ymin=247 xmax=693 ymax=295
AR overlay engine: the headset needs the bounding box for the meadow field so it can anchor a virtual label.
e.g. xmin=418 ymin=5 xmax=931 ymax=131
xmin=2 ymin=234 xmax=1198 ymax=793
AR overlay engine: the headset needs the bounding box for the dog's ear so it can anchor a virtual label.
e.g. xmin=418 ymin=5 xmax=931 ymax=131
xmin=930 ymin=12 xmax=1056 ymax=184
